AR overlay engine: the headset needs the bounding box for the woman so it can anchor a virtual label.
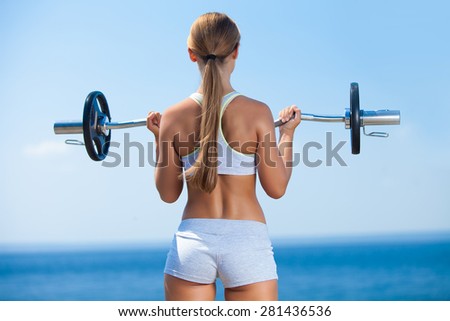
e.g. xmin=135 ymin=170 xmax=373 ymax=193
xmin=146 ymin=12 xmax=300 ymax=301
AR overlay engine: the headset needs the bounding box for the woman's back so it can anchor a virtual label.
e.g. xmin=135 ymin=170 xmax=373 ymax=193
xmin=164 ymin=93 xmax=269 ymax=222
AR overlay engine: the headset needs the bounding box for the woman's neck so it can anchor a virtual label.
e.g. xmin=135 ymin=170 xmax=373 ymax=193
xmin=197 ymin=80 xmax=234 ymax=95
xmin=197 ymin=62 xmax=235 ymax=95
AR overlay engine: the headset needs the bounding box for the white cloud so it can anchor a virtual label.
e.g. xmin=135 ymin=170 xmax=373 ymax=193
xmin=23 ymin=140 xmax=71 ymax=157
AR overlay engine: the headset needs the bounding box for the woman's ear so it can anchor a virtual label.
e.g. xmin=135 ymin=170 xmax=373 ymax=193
xmin=188 ymin=48 xmax=198 ymax=62
xmin=232 ymin=44 xmax=240 ymax=59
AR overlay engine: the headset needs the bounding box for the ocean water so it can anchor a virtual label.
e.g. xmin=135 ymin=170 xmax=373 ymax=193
xmin=1 ymin=237 xmax=449 ymax=301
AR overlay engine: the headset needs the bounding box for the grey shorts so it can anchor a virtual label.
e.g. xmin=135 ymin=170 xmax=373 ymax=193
xmin=164 ymin=218 xmax=278 ymax=288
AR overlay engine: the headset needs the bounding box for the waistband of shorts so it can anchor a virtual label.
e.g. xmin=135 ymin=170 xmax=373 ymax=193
xmin=178 ymin=218 xmax=268 ymax=235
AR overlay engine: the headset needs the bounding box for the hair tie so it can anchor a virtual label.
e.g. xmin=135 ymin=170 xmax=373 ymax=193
xmin=205 ymin=54 xmax=217 ymax=61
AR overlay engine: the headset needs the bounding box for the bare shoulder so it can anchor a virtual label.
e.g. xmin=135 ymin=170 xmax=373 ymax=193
xmin=234 ymin=95 xmax=274 ymax=126
xmin=162 ymin=97 xmax=197 ymax=121
xmin=160 ymin=97 xmax=198 ymax=134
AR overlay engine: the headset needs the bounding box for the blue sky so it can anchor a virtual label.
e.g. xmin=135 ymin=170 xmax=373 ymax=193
xmin=1 ymin=0 xmax=449 ymax=247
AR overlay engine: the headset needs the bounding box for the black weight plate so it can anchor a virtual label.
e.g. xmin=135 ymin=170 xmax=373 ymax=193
xmin=350 ymin=82 xmax=360 ymax=154
xmin=82 ymin=91 xmax=111 ymax=161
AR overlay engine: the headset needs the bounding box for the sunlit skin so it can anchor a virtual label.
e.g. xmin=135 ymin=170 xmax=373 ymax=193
xmin=146 ymin=39 xmax=301 ymax=301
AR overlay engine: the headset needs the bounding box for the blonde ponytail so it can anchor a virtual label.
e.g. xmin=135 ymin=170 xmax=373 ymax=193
xmin=184 ymin=13 xmax=240 ymax=193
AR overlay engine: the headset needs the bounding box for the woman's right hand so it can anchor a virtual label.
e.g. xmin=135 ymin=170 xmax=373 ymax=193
xmin=278 ymin=105 xmax=301 ymax=134
xmin=146 ymin=111 xmax=162 ymax=139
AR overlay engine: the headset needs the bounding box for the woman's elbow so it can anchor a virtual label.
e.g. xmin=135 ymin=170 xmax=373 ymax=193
xmin=156 ymin=184 xmax=182 ymax=203
xmin=155 ymin=176 xmax=183 ymax=203
xmin=266 ymin=185 xmax=287 ymax=199
xmin=159 ymin=191 xmax=180 ymax=203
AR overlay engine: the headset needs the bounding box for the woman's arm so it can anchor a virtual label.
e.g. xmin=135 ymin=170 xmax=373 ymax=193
xmin=256 ymin=104 xmax=300 ymax=199
xmin=147 ymin=110 xmax=184 ymax=203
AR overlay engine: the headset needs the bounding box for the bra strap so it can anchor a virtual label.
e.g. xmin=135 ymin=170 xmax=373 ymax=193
xmin=220 ymin=91 xmax=242 ymax=117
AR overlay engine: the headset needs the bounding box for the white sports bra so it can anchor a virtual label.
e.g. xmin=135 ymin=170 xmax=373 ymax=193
xmin=181 ymin=91 xmax=257 ymax=176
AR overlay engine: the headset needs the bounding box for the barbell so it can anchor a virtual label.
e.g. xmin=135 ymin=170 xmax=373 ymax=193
xmin=53 ymin=82 xmax=401 ymax=161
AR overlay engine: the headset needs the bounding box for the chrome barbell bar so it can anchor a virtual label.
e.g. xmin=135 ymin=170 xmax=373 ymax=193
xmin=54 ymin=110 xmax=400 ymax=135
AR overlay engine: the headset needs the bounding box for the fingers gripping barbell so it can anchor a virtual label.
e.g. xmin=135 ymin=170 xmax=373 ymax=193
xmin=53 ymin=83 xmax=401 ymax=161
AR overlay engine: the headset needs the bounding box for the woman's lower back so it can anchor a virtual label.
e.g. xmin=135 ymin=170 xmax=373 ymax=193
xmin=182 ymin=174 xmax=266 ymax=223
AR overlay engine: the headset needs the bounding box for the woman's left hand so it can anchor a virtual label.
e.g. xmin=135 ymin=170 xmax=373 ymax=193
xmin=278 ymin=105 xmax=301 ymax=134
xmin=146 ymin=111 xmax=162 ymax=138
